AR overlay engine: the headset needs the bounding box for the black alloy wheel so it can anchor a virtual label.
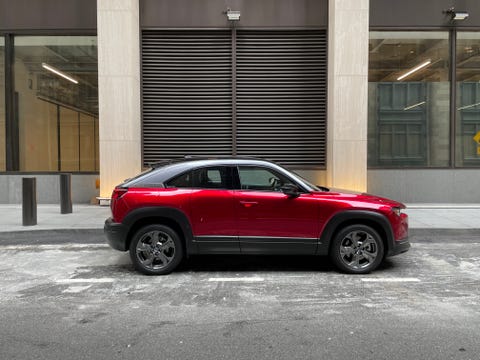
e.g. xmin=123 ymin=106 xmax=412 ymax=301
xmin=129 ymin=224 xmax=183 ymax=275
xmin=330 ymin=224 xmax=384 ymax=274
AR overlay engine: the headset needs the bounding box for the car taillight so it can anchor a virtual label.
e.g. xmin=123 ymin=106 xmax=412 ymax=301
xmin=110 ymin=187 xmax=129 ymax=222
xmin=111 ymin=187 xmax=128 ymax=201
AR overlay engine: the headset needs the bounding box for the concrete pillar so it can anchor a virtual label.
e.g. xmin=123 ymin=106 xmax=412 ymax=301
xmin=326 ymin=0 xmax=369 ymax=191
xmin=97 ymin=0 xmax=141 ymax=198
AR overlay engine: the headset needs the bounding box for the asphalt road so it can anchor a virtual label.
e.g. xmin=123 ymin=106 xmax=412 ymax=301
xmin=0 ymin=231 xmax=479 ymax=360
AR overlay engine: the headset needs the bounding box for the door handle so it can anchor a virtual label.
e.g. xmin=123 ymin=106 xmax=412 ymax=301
xmin=239 ymin=201 xmax=258 ymax=208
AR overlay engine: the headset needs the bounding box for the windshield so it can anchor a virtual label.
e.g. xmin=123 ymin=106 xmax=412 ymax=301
xmin=300 ymin=176 xmax=321 ymax=191
xmin=289 ymin=170 xmax=323 ymax=191
xmin=270 ymin=162 xmax=328 ymax=192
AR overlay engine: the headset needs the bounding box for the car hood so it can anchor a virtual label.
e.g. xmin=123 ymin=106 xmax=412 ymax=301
xmin=310 ymin=188 xmax=406 ymax=209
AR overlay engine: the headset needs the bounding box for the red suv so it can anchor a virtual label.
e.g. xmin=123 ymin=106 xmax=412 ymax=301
xmin=104 ymin=157 xmax=409 ymax=275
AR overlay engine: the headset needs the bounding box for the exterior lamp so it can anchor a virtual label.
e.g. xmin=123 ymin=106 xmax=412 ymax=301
xmin=444 ymin=7 xmax=469 ymax=21
xmin=226 ymin=9 xmax=241 ymax=21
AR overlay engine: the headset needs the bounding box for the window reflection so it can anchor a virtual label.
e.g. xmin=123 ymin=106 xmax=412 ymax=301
xmin=14 ymin=36 xmax=98 ymax=172
xmin=59 ymin=107 xmax=79 ymax=171
xmin=0 ymin=37 xmax=5 ymax=171
xmin=368 ymin=32 xmax=450 ymax=168
xmin=456 ymin=32 xmax=480 ymax=167
xmin=80 ymin=113 xmax=96 ymax=171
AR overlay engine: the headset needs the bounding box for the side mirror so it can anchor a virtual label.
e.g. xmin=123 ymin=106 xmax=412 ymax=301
xmin=281 ymin=184 xmax=300 ymax=198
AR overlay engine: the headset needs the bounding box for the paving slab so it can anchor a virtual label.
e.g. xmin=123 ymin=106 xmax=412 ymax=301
xmin=0 ymin=204 xmax=479 ymax=236
xmin=0 ymin=204 xmax=110 ymax=233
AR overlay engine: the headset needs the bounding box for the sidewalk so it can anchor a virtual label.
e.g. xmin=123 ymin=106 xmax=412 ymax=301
xmin=406 ymin=204 xmax=480 ymax=229
xmin=0 ymin=204 xmax=479 ymax=233
xmin=0 ymin=204 xmax=110 ymax=233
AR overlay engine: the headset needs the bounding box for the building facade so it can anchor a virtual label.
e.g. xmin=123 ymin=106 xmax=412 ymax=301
xmin=1 ymin=0 xmax=479 ymax=203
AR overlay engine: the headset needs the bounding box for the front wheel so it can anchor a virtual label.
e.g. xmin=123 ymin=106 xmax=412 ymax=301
xmin=330 ymin=224 xmax=384 ymax=274
xmin=129 ymin=224 xmax=183 ymax=275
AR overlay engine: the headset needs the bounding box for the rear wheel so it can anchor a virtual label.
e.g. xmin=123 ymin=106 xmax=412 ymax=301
xmin=129 ymin=224 xmax=183 ymax=275
xmin=330 ymin=224 xmax=384 ymax=274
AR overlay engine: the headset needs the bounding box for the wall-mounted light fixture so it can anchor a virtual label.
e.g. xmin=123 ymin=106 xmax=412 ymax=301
xmin=226 ymin=9 xmax=241 ymax=21
xmin=397 ymin=59 xmax=431 ymax=81
xmin=444 ymin=7 xmax=469 ymax=21
xmin=42 ymin=63 xmax=78 ymax=84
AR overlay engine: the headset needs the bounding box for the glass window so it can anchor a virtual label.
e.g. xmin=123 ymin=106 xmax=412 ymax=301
xmin=0 ymin=37 xmax=5 ymax=171
xmin=455 ymin=32 xmax=480 ymax=167
xmin=368 ymin=32 xmax=450 ymax=168
xmin=94 ymin=117 xmax=99 ymax=171
xmin=192 ymin=168 xmax=226 ymax=189
xmin=59 ymin=107 xmax=79 ymax=171
xmin=19 ymin=101 xmax=58 ymax=171
xmin=167 ymin=167 xmax=231 ymax=189
xmin=166 ymin=171 xmax=192 ymax=188
xmin=14 ymin=36 xmax=98 ymax=171
xmin=238 ymin=166 xmax=292 ymax=192
xmin=80 ymin=113 xmax=96 ymax=171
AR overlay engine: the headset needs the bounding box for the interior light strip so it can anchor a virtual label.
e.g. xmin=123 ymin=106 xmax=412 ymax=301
xmin=404 ymin=101 xmax=426 ymax=111
xmin=397 ymin=60 xmax=431 ymax=81
xmin=42 ymin=63 xmax=78 ymax=84
xmin=458 ymin=101 xmax=480 ymax=111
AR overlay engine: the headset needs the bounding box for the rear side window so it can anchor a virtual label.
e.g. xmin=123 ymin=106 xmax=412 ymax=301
xmin=124 ymin=169 xmax=166 ymax=188
xmin=166 ymin=167 xmax=232 ymax=189
xmin=167 ymin=171 xmax=191 ymax=188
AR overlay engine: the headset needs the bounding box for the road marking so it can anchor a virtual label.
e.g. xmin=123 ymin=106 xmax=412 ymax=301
xmin=0 ymin=244 xmax=109 ymax=251
xmin=361 ymin=277 xmax=420 ymax=283
xmin=208 ymin=277 xmax=264 ymax=282
xmin=56 ymin=278 xmax=115 ymax=284
xmin=62 ymin=285 xmax=92 ymax=293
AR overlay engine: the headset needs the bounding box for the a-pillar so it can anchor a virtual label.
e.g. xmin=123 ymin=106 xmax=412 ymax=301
xmin=326 ymin=0 xmax=369 ymax=191
xmin=97 ymin=0 xmax=142 ymax=199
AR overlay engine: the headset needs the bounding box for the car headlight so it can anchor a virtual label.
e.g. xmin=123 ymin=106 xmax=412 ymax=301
xmin=392 ymin=207 xmax=402 ymax=216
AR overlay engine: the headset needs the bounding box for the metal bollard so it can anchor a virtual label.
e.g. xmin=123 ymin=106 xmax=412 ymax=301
xmin=22 ymin=177 xmax=37 ymax=226
xmin=60 ymin=173 xmax=72 ymax=214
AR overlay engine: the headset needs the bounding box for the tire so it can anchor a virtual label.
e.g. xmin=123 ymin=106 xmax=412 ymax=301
xmin=129 ymin=224 xmax=183 ymax=275
xmin=330 ymin=224 xmax=384 ymax=274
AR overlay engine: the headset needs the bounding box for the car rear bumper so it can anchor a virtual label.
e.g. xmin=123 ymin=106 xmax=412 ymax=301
xmin=104 ymin=217 xmax=128 ymax=251
xmin=387 ymin=237 xmax=410 ymax=257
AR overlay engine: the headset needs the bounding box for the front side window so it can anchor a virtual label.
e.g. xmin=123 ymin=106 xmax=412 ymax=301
xmin=368 ymin=31 xmax=450 ymax=168
xmin=455 ymin=32 xmax=480 ymax=167
xmin=13 ymin=36 xmax=98 ymax=171
xmin=238 ymin=166 xmax=292 ymax=192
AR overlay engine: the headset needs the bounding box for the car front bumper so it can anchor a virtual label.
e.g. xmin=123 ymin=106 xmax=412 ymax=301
xmin=387 ymin=238 xmax=410 ymax=257
xmin=104 ymin=217 xmax=128 ymax=251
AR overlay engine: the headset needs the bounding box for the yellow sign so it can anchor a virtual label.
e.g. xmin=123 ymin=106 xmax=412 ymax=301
xmin=474 ymin=131 xmax=480 ymax=145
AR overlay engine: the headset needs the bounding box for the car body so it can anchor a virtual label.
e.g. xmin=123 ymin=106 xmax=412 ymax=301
xmin=104 ymin=157 xmax=409 ymax=275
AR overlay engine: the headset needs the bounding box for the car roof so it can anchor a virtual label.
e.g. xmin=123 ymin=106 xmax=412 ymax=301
xmin=150 ymin=157 xmax=286 ymax=183
xmin=122 ymin=156 xmax=315 ymax=191
xmin=148 ymin=156 xmax=272 ymax=168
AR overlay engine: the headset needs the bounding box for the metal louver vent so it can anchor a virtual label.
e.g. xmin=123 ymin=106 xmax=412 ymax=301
xmin=236 ymin=30 xmax=327 ymax=167
xmin=142 ymin=31 xmax=232 ymax=165
xmin=141 ymin=29 xmax=327 ymax=167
